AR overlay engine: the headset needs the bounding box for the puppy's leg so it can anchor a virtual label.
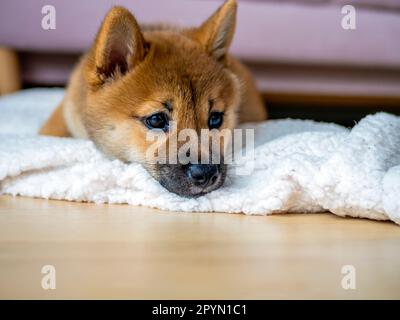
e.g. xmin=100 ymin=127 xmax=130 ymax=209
xmin=239 ymin=76 xmax=267 ymax=123
xmin=39 ymin=102 xmax=70 ymax=137
xmin=230 ymin=58 xmax=267 ymax=123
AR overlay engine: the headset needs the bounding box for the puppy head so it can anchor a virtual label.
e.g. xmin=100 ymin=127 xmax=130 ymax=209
xmin=84 ymin=0 xmax=240 ymax=197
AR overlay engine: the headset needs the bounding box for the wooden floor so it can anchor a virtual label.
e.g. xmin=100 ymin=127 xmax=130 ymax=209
xmin=0 ymin=195 xmax=399 ymax=299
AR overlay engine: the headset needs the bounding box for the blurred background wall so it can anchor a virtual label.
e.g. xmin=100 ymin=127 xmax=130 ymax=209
xmin=1 ymin=0 xmax=400 ymax=126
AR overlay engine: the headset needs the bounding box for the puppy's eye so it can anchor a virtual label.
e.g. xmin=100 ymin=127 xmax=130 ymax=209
xmin=144 ymin=112 xmax=169 ymax=131
xmin=208 ymin=112 xmax=224 ymax=129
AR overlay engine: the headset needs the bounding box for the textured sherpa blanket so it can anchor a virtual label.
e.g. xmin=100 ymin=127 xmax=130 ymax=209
xmin=0 ymin=89 xmax=399 ymax=224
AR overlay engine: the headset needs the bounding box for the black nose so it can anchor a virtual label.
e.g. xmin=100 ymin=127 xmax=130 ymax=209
xmin=186 ymin=164 xmax=220 ymax=188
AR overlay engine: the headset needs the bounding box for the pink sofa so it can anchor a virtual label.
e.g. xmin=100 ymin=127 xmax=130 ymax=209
xmin=1 ymin=0 xmax=400 ymax=98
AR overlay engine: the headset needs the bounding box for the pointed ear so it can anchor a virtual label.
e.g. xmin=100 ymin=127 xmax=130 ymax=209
xmin=189 ymin=0 xmax=237 ymax=63
xmin=86 ymin=6 xmax=146 ymax=88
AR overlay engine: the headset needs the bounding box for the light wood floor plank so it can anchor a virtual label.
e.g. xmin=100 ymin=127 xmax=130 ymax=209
xmin=0 ymin=195 xmax=399 ymax=299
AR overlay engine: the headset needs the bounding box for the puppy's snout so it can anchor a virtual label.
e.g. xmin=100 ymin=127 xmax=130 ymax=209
xmin=186 ymin=164 xmax=220 ymax=188
xmin=156 ymin=163 xmax=226 ymax=197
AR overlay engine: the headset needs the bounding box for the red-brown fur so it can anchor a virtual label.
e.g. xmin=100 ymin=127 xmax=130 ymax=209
xmin=40 ymin=0 xmax=266 ymax=196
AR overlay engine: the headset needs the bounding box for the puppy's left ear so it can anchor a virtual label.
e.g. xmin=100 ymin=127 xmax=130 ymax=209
xmin=189 ymin=0 xmax=237 ymax=63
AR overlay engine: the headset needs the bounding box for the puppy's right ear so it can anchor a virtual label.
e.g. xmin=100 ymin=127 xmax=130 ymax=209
xmin=86 ymin=6 xmax=146 ymax=89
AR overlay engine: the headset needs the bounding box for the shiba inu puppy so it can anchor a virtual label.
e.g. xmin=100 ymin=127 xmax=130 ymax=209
xmin=40 ymin=0 xmax=266 ymax=197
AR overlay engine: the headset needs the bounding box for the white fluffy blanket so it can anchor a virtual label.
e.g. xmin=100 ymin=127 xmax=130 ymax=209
xmin=1 ymin=89 xmax=399 ymax=224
